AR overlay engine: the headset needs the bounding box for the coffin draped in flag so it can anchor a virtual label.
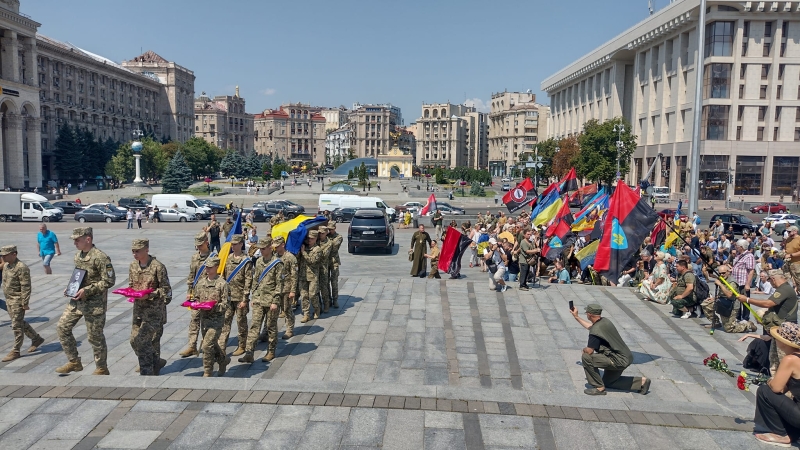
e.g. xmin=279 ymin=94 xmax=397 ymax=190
xmin=420 ymin=194 xmax=437 ymax=216
xmin=502 ymin=178 xmax=536 ymax=213
xmin=594 ymin=181 xmax=659 ymax=283
xmin=541 ymin=218 xmax=575 ymax=261
xmin=558 ymin=167 xmax=579 ymax=193
xmin=271 ymin=215 xmax=330 ymax=254
xmin=438 ymin=226 xmax=472 ymax=277
xmin=216 ymin=211 xmax=243 ymax=274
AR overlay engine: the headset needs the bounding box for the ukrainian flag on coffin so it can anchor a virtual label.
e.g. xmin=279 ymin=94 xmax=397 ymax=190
xmin=271 ymin=215 xmax=330 ymax=254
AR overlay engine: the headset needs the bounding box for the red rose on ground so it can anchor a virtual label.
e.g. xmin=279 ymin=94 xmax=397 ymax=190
xmin=737 ymin=375 xmax=746 ymax=390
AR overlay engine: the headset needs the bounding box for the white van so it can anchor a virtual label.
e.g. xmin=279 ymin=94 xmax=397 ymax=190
xmin=0 ymin=192 xmax=63 ymax=222
xmin=318 ymin=194 xmax=396 ymax=221
xmin=151 ymin=194 xmax=211 ymax=220
xmin=651 ymin=186 xmax=670 ymax=203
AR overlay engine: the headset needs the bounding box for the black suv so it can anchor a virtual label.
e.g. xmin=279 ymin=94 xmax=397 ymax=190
xmin=195 ymin=199 xmax=226 ymax=214
xmin=332 ymin=207 xmax=357 ymax=223
xmin=118 ymin=198 xmax=149 ymax=211
xmin=252 ymin=200 xmax=305 ymax=218
xmin=348 ymin=208 xmax=394 ymax=254
xmin=709 ymin=214 xmax=759 ymax=235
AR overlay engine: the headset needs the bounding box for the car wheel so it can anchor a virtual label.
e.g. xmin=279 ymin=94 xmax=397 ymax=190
xmin=194 ymin=213 xmax=203 ymax=220
xmin=42 ymin=216 xmax=50 ymax=223
xmin=106 ymin=217 xmax=112 ymax=223
xmin=287 ymin=213 xmax=295 ymax=219
xmin=336 ymin=217 xmax=342 ymax=223
xmin=0 ymin=215 xmax=5 ymax=222
xmin=348 ymin=244 xmax=355 ymax=254
xmin=385 ymin=241 xmax=393 ymax=254
xmin=79 ymin=217 xmax=86 ymax=223
xmin=779 ymin=210 xmax=785 ymax=214
xmin=180 ymin=217 xmax=187 ymax=222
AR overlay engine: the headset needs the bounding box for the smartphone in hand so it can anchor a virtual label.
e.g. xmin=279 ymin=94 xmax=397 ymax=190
xmin=569 ymin=300 xmax=574 ymax=311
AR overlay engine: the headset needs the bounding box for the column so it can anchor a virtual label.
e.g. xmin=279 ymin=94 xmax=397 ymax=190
xmin=0 ymin=31 xmax=19 ymax=83
xmin=27 ymin=117 xmax=42 ymax=187
xmin=5 ymin=113 xmax=23 ymax=187
xmin=23 ymin=36 xmax=37 ymax=87
xmin=0 ymin=112 xmax=4 ymax=189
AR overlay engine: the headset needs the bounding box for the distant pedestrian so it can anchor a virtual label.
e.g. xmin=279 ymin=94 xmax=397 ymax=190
xmin=36 ymin=224 xmax=61 ymax=275
xmin=136 ymin=210 xmax=143 ymax=229
xmin=377 ymin=182 xmax=381 ymax=191
xmin=126 ymin=209 xmax=134 ymax=229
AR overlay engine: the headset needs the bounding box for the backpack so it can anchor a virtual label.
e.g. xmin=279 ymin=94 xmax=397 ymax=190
xmin=694 ymin=215 xmax=701 ymax=225
xmin=694 ymin=277 xmax=710 ymax=303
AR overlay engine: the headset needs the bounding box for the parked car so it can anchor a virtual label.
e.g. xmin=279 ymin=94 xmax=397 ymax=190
xmin=52 ymin=201 xmax=83 ymax=214
xmin=156 ymin=207 xmax=196 ymax=222
xmin=750 ymin=202 xmax=788 ymax=214
xmin=253 ymin=200 xmax=305 ymax=218
xmin=86 ymin=203 xmax=127 ymax=220
xmin=195 ymin=198 xmax=226 ymax=214
xmin=118 ymin=198 xmax=149 ymax=211
xmin=709 ymin=213 xmax=759 ymax=235
xmin=241 ymin=208 xmax=271 ymax=222
xmin=74 ymin=208 xmax=120 ymax=223
xmin=762 ymin=214 xmax=800 ymax=225
xmin=332 ymin=207 xmax=358 ymax=223
xmin=501 ymin=183 xmax=511 ymax=191
xmin=394 ymin=202 xmax=423 ymax=214
xmin=436 ymin=202 xmax=465 ymax=215
xmin=501 ymin=177 xmax=511 ymax=182
xmin=657 ymin=209 xmax=688 ymax=221
xmin=348 ymin=208 xmax=394 ymax=254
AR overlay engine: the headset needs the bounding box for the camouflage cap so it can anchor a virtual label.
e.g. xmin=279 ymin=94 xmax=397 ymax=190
xmin=0 ymin=245 xmax=17 ymax=256
xmin=255 ymin=237 xmax=273 ymax=249
xmin=230 ymin=234 xmax=244 ymax=244
xmin=205 ymin=255 xmax=221 ymax=267
xmin=272 ymin=236 xmax=286 ymax=246
xmin=327 ymin=221 xmax=337 ymax=230
xmin=584 ymin=304 xmax=603 ymax=315
xmin=70 ymin=227 xmax=93 ymax=240
xmin=194 ymin=231 xmax=208 ymax=246
xmin=131 ymin=238 xmax=149 ymax=250
xmin=307 ymin=230 xmax=319 ymax=239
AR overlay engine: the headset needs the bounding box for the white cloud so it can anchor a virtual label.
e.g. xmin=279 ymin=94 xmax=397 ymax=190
xmin=464 ymin=98 xmax=490 ymax=113
xmin=261 ymin=88 xmax=277 ymax=96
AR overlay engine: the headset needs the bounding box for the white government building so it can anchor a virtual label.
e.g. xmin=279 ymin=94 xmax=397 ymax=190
xmin=542 ymin=0 xmax=800 ymax=203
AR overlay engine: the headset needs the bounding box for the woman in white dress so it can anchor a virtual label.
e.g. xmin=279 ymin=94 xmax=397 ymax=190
xmin=639 ymin=251 xmax=672 ymax=304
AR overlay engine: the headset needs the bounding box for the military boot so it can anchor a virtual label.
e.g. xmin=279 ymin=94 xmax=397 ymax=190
xmin=238 ymin=352 xmax=254 ymax=363
xmin=300 ymin=315 xmax=310 ymax=323
xmin=323 ymin=304 xmax=330 ymax=313
xmin=313 ymin=312 xmax=320 ymax=319
xmin=262 ymin=352 xmax=275 ymax=362
xmin=202 ymin=371 xmax=212 ymax=377
xmin=55 ymin=359 xmax=83 ymax=374
xmin=218 ymin=356 xmax=231 ymax=376
xmin=179 ymin=347 xmax=198 ymax=358
xmin=28 ymin=336 xmax=45 ymax=353
xmin=332 ymin=301 xmax=339 ymax=308
xmin=282 ymin=331 xmax=294 ymax=340
xmin=1 ymin=351 xmax=20 ymax=362
xmin=93 ymin=367 xmax=110 ymax=375
xmin=232 ymin=346 xmax=246 ymax=356
xmin=154 ymin=358 xmax=167 ymax=376
xmin=279 ymin=311 xmax=286 ymax=318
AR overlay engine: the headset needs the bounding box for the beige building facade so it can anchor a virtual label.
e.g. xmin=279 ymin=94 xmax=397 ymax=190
xmin=253 ymin=103 xmax=326 ymax=167
xmin=542 ymin=0 xmax=800 ymax=202
xmin=194 ymin=88 xmax=254 ymax=152
xmin=487 ymin=92 xmax=549 ymax=177
xmin=349 ymin=103 xmax=401 ymax=158
xmin=320 ymin=107 xmax=348 ymax=132
xmin=416 ymin=103 xmax=471 ymax=169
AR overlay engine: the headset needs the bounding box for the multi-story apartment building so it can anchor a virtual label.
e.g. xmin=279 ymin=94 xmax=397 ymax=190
xmin=324 ymin=126 xmax=351 ymax=164
xmin=542 ymin=0 xmax=800 ymax=202
xmin=348 ymin=103 xmax=401 ymax=158
xmin=194 ymin=88 xmax=254 ymax=152
xmin=487 ymin=92 xmax=549 ymax=177
xmin=253 ymin=103 xmax=326 ymax=166
xmin=464 ymin=110 xmax=489 ymax=170
xmin=0 ymin=0 xmax=42 ymax=189
xmin=122 ymin=51 xmax=195 ymax=143
xmin=416 ymin=103 xmax=473 ymax=169
xmin=397 ymin=126 xmax=417 ymax=162
xmin=320 ymin=107 xmax=349 ymax=132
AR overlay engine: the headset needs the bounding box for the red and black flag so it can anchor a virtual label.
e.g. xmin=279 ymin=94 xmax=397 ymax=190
xmin=650 ymin=220 xmax=667 ymax=249
xmin=438 ymin=226 xmax=472 ymax=277
xmin=502 ymin=178 xmax=536 ymax=213
xmin=558 ymin=168 xmax=579 ymax=193
xmin=542 ymin=218 xmax=576 ymax=261
xmin=420 ymin=193 xmax=437 ymax=216
xmin=594 ymin=181 xmax=659 ymax=283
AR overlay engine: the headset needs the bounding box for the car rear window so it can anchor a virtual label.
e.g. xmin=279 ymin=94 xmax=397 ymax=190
xmin=352 ymin=217 xmax=385 ymax=227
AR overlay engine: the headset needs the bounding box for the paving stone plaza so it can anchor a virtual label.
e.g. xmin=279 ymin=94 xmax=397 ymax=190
xmin=0 ymin=225 xmax=777 ymax=449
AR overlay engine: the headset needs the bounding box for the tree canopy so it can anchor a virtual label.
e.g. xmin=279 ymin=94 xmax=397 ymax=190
xmin=576 ymin=117 xmax=637 ymax=187
xmin=161 ymin=151 xmax=193 ymax=193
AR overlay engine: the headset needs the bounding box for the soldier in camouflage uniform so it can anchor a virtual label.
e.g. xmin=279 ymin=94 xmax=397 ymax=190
xmin=317 ymin=227 xmax=333 ymax=313
xmin=0 ymin=245 xmax=44 ymax=362
xmin=193 ymin=256 xmax=231 ymax=377
xmin=300 ymin=230 xmax=322 ymax=322
xmin=222 ymin=234 xmax=253 ymax=356
xmin=327 ymin=221 xmax=343 ymax=309
xmin=56 ymin=227 xmax=115 ymax=375
xmin=700 ymin=265 xmax=757 ymax=333
xmin=128 ymin=239 xmax=172 ymax=375
xmin=180 ymin=231 xmax=211 ymax=358
xmin=273 ymin=236 xmax=296 ymax=339
xmin=222 ymin=216 xmax=234 ymax=238
xmin=238 ymin=237 xmax=284 ymax=363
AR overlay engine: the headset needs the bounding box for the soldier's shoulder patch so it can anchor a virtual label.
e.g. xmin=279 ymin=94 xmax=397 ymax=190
xmin=773 ymin=291 xmax=782 ymax=300
xmin=106 ymin=263 xmax=115 ymax=278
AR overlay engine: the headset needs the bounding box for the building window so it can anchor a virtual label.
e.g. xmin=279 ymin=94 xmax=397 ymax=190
xmin=763 ymin=42 xmax=771 ymax=57
xmin=757 ymin=126 xmax=765 ymax=141
xmin=796 ymin=127 xmax=800 ymax=141
xmin=738 ymin=85 xmax=744 ymax=99
xmin=704 ymin=21 xmax=734 ymax=57
xmin=702 ymin=105 xmax=729 ymax=140
xmin=760 ymin=85 xmax=768 ymax=99
xmin=704 ymin=64 xmax=731 ymax=98
xmin=759 ymin=106 xmax=767 ymax=121
xmin=777 ymin=86 xmax=783 ymax=100
xmin=771 ymin=157 xmax=799 ymax=196
xmin=761 ymin=64 xmax=770 ymax=80
xmin=736 ymin=126 xmax=742 ymax=140
xmin=776 ymin=106 xmax=783 ymax=120
xmin=735 ymin=155 xmax=765 ymax=196
xmin=765 ymin=21 xmax=774 ymax=38
xmin=740 ymin=64 xmax=746 ymax=79
xmin=774 ymin=127 xmax=779 ymax=141
xmin=738 ymin=105 xmax=745 ymax=121
xmin=676 ymin=156 xmax=687 ymax=193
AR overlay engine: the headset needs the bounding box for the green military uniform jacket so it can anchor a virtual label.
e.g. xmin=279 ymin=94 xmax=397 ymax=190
xmin=1 ymin=259 xmax=31 ymax=308
xmin=129 ymin=256 xmax=172 ymax=322
xmin=251 ymin=254 xmax=283 ymax=306
xmin=588 ymin=318 xmax=633 ymax=368
xmin=329 ymin=233 xmax=343 ymax=270
xmin=319 ymin=238 xmax=332 ymax=273
xmin=224 ymin=253 xmax=253 ymax=303
xmin=301 ymin=244 xmax=322 ymax=280
xmin=193 ymin=274 xmax=230 ymax=325
xmin=187 ymin=251 xmax=210 ymax=296
xmin=280 ymin=251 xmax=298 ymax=295
xmin=71 ymin=246 xmax=116 ymax=316
xmin=222 ymin=221 xmax=234 ymax=237
xmin=763 ymin=282 xmax=799 ymax=329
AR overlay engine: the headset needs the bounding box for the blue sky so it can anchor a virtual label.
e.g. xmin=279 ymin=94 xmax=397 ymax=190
xmin=25 ymin=0 xmax=667 ymax=123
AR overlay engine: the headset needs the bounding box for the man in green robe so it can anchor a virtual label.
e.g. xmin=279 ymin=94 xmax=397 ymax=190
xmin=410 ymin=225 xmax=431 ymax=277
xmin=570 ymin=303 xmax=651 ymax=395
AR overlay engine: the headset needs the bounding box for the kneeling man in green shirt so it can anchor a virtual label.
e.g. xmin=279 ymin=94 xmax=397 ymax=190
xmin=571 ymin=303 xmax=651 ymax=396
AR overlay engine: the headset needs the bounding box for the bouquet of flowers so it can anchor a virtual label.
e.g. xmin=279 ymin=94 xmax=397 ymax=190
xmin=703 ymin=353 xmax=735 ymax=377
xmin=736 ymin=371 xmax=770 ymax=391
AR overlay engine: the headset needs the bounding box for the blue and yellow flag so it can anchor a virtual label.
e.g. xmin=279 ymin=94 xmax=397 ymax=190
xmin=217 ymin=211 xmax=242 ymax=274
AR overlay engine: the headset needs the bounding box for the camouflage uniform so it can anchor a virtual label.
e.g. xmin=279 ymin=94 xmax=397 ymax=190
xmin=700 ymin=280 xmax=756 ymax=333
xmin=0 ymin=246 xmax=43 ymax=357
xmin=193 ymin=256 xmax=231 ymax=376
xmin=242 ymin=237 xmax=283 ymax=360
xmin=221 ymin=235 xmax=253 ymax=354
xmin=222 ymin=218 xmax=234 ymax=237
xmin=328 ymin=223 xmax=343 ymax=308
xmin=128 ymin=239 xmax=172 ymax=375
xmin=318 ymin=232 xmax=333 ymax=312
xmin=185 ymin=232 xmax=210 ymax=354
xmin=300 ymin=230 xmax=322 ymax=320
xmin=57 ymin=228 xmax=115 ymax=373
xmin=274 ymin=236 xmax=297 ymax=337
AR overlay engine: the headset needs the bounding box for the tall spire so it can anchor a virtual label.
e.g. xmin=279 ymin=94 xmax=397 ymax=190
xmin=235 ymin=85 xmax=240 ymax=98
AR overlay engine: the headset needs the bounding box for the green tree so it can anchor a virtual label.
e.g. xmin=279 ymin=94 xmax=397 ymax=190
xmin=161 ymin=141 xmax=182 ymax=161
xmin=140 ymin=138 xmax=168 ymax=181
xmin=469 ymin=183 xmax=486 ymax=197
xmin=357 ymin=162 xmax=368 ymax=187
xmin=219 ymin=149 xmax=242 ymax=178
xmin=105 ymin=143 xmax=135 ymax=183
xmin=244 ymin=151 xmax=262 ymax=178
xmin=161 ymin=150 xmax=193 ymax=193
xmin=261 ymin=153 xmax=273 ymax=179
xmin=434 ymin=167 xmax=446 ymax=184
xmin=576 ymin=117 xmax=637 ymax=187
xmin=54 ymin=124 xmax=82 ymax=180
xmin=272 ymin=157 xmax=289 ymax=180
xmin=347 ymin=169 xmax=354 ymax=180
xmin=533 ymin=138 xmax=559 ymax=184
xmin=182 ymin=137 xmax=222 ymax=178
xmin=347 ymin=148 xmax=356 ymax=161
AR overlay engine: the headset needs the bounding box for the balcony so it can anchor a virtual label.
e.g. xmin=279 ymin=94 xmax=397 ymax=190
xmin=290 ymin=152 xmax=313 ymax=161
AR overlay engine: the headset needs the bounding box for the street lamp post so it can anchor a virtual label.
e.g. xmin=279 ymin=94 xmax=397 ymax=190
xmin=613 ymin=124 xmax=624 ymax=183
xmin=131 ymin=128 xmax=144 ymax=184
